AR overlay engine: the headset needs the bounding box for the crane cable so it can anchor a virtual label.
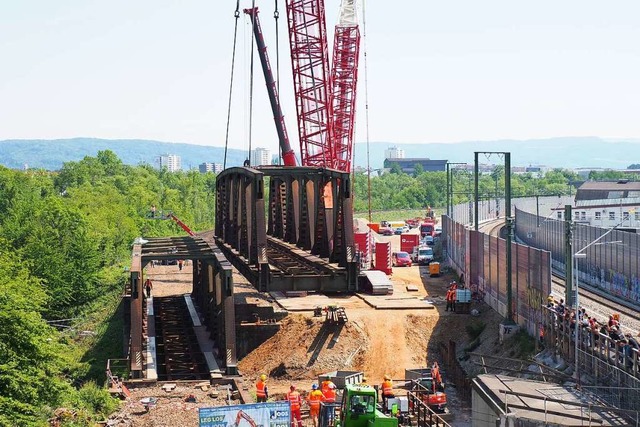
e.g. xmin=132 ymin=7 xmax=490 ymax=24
xmin=247 ymin=0 xmax=257 ymax=166
xmin=275 ymin=0 xmax=281 ymax=165
xmin=223 ymin=1 xmax=242 ymax=169
xmin=361 ymin=0 xmax=373 ymax=224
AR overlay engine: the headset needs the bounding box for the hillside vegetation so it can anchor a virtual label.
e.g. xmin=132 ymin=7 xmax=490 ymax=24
xmin=0 ymin=149 xmax=616 ymax=425
xmin=0 ymin=151 xmax=216 ymax=426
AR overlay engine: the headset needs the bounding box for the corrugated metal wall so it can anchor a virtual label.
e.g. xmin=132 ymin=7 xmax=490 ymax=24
xmin=443 ymin=216 xmax=551 ymax=335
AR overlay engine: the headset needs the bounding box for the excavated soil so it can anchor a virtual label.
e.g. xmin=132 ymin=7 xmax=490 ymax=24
xmin=110 ymin=240 xmax=512 ymax=426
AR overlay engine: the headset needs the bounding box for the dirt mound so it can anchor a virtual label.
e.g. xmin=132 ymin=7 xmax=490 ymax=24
xmin=239 ymin=314 xmax=367 ymax=382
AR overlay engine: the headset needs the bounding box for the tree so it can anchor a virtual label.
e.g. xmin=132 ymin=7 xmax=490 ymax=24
xmin=389 ymin=162 xmax=403 ymax=174
xmin=0 ymin=240 xmax=70 ymax=425
xmin=413 ymin=163 xmax=424 ymax=178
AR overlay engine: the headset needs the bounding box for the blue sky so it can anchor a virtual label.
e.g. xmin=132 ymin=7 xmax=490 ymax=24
xmin=1 ymin=1 xmax=639 ymax=159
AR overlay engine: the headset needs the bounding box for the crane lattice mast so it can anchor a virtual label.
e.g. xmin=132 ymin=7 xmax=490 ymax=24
xmin=285 ymin=0 xmax=333 ymax=167
xmin=330 ymin=0 xmax=360 ymax=172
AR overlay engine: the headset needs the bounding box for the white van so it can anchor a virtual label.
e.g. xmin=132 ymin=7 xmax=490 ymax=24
xmin=412 ymin=245 xmax=434 ymax=265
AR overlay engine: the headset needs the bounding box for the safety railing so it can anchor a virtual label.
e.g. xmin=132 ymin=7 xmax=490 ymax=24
xmin=106 ymin=358 xmax=130 ymax=387
xmin=406 ymin=391 xmax=451 ymax=427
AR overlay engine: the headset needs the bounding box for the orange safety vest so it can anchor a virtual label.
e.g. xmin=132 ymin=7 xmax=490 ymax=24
xmin=308 ymin=390 xmax=324 ymax=409
xmin=288 ymin=390 xmax=302 ymax=410
xmin=381 ymin=380 xmax=393 ymax=396
xmin=256 ymin=380 xmax=267 ymax=398
xmin=446 ymin=290 xmax=454 ymax=302
xmin=321 ymin=380 xmax=331 ymax=394
xmin=323 ymin=387 xmax=336 ymax=402
xmin=431 ymin=367 xmax=441 ymax=384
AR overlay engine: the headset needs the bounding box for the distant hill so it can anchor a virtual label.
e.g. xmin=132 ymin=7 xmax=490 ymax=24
xmin=0 ymin=136 xmax=635 ymax=171
xmin=353 ymin=137 xmax=635 ymax=170
xmin=0 ymin=138 xmax=247 ymax=170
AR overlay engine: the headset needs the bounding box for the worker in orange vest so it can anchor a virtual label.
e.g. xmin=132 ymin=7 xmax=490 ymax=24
xmin=307 ymin=383 xmax=324 ymax=427
xmin=321 ymin=376 xmax=335 ymax=397
xmin=323 ymin=382 xmax=337 ymax=403
xmin=287 ymin=384 xmax=303 ymax=427
xmin=431 ymin=362 xmax=442 ymax=391
xmin=445 ymin=288 xmax=454 ymax=312
xmin=256 ymin=374 xmax=268 ymax=402
xmin=381 ymin=374 xmax=394 ymax=409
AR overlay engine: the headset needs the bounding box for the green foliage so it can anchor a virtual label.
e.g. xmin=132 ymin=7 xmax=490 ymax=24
xmin=0 ymin=239 xmax=70 ymax=426
xmin=352 ymin=168 xmax=575 ymax=214
xmin=0 ymin=151 xmax=217 ymax=425
xmin=513 ymin=329 xmax=536 ymax=358
xmin=465 ymin=321 xmax=486 ymax=340
xmin=589 ymin=170 xmax=639 ymax=181
xmin=64 ymin=381 xmax=120 ymax=422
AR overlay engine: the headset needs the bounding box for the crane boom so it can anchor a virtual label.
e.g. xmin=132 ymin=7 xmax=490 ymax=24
xmin=244 ymin=7 xmax=297 ymax=167
xmin=167 ymin=213 xmax=195 ymax=236
xmin=330 ymin=0 xmax=360 ymax=172
xmin=285 ymin=0 xmax=333 ymax=167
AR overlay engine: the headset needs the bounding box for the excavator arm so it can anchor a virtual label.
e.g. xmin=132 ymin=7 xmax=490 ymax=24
xmin=235 ymin=410 xmax=259 ymax=427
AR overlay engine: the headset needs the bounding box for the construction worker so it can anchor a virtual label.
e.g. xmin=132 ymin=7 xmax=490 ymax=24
xmin=256 ymin=374 xmax=268 ymax=402
xmin=144 ymin=278 xmax=153 ymax=298
xmin=324 ymin=382 xmax=337 ymax=403
xmin=321 ymin=376 xmax=335 ymax=397
xmin=307 ymin=383 xmax=324 ymax=427
xmin=287 ymin=384 xmax=303 ymax=427
xmin=431 ymin=362 xmax=442 ymax=391
xmin=381 ymin=374 xmax=394 ymax=409
xmin=445 ymin=287 xmax=454 ymax=312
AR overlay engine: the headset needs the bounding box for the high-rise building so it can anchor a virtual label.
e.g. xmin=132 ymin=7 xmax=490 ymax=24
xmin=158 ymin=154 xmax=182 ymax=172
xmin=251 ymin=147 xmax=271 ymax=167
xmin=199 ymin=162 xmax=224 ymax=173
xmin=385 ymin=146 xmax=405 ymax=159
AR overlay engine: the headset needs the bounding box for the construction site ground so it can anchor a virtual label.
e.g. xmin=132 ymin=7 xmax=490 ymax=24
xmin=107 ymin=235 xmax=524 ymax=426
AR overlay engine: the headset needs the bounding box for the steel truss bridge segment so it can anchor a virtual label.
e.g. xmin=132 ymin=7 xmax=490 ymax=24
xmin=128 ymin=236 xmax=238 ymax=377
xmin=286 ymin=0 xmax=333 ymax=167
xmin=154 ymin=296 xmax=209 ymax=381
xmin=215 ymin=166 xmax=358 ymax=293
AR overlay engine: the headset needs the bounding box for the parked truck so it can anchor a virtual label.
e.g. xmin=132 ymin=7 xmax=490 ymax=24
xmin=419 ymin=220 xmax=436 ymax=238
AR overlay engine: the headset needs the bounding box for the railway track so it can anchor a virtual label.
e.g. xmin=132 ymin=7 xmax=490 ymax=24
xmin=478 ymin=218 xmax=640 ymax=332
xmin=154 ymin=296 xmax=210 ymax=381
xmin=266 ymin=237 xmax=340 ymax=277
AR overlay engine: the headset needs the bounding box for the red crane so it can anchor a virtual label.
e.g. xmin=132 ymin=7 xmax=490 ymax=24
xmin=244 ymin=0 xmax=361 ymax=171
xmin=285 ymin=0 xmax=334 ymax=168
xmin=244 ymin=7 xmax=297 ymax=167
xmin=284 ymin=0 xmax=360 ymax=171
xmin=330 ymin=0 xmax=361 ymax=172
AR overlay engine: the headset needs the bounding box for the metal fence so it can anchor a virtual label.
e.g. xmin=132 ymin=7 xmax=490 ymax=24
xmin=541 ymin=307 xmax=640 ymax=418
xmin=516 ymin=207 xmax=640 ymax=306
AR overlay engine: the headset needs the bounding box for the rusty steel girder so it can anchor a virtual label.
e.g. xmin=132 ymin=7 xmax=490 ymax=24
xmin=215 ymin=166 xmax=358 ymax=292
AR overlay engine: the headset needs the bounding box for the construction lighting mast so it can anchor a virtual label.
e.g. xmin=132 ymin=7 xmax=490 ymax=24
xmin=330 ymin=0 xmax=360 ymax=172
xmin=244 ymin=7 xmax=297 ymax=166
xmin=285 ymin=0 xmax=333 ymax=167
